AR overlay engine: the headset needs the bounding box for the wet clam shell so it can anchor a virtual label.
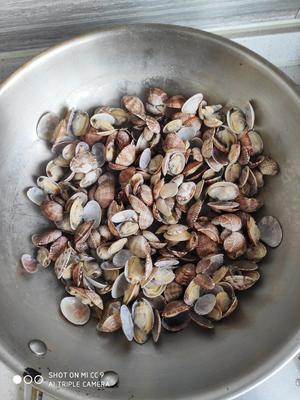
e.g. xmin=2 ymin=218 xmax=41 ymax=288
xmin=36 ymin=111 xmax=59 ymax=141
xmin=21 ymin=254 xmax=39 ymax=273
xmin=60 ymin=296 xmax=90 ymax=326
xmin=207 ymin=181 xmax=239 ymax=201
xmin=27 ymin=186 xmax=47 ymax=206
xmin=194 ymin=294 xmax=216 ymax=316
xmin=83 ymin=200 xmax=102 ymax=228
xmin=257 ymin=216 xmax=282 ymax=248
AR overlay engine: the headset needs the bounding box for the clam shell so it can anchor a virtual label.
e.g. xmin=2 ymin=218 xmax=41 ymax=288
xmin=258 ymin=156 xmax=279 ymax=176
xmin=139 ymin=148 xmax=151 ymax=169
xmin=164 ymin=282 xmax=183 ymax=303
xmin=111 ymin=272 xmax=128 ymax=298
xmin=94 ymin=173 xmax=115 ymax=209
xmin=21 ymin=254 xmax=39 ymax=273
xmin=83 ymin=200 xmax=102 ymax=228
xmin=194 ymin=294 xmax=216 ymax=316
xmin=207 ymin=181 xmax=239 ymax=201
xmin=27 ymin=186 xmax=47 ymax=206
xmin=190 ymin=311 xmax=214 ymax=329
xmin=212 ymin=213 xmax=242 ymax=232
xmin=60 ymin=297 xmax=90 ymax=325
xmin=152 ymin=309 xmax=162 ymax=343
xmin=122 ymin=96 xmax=145 ymax=118
xmin=184 ymin=279 xmax=200 ymax=306
xmin=36 ymin=111 xmax=59 ymax=141
xmin=41 ymin=199 xmax=64 ymax=222
xmin=132 ymin=298 xmax=154 ymax=344
xmin=70 ymin=197 xmax=84 ymax=230
xmin=182 ymin=93 xmax=203 ymax=114
xmin=68 ymin=110 xmax=89 ymax=136
xmin=46 ymin=160 xmax=65 ymax=181
xmin=227 ymin=107 xmax=246 ymax=134
xmin=257 ymin=216 xmax=282 ymax=247
xmin=32 ymin=229 xmax=62 ymax=247
xmin=37 ymin=176 xmax=60 ymax=195
xmin=125 ymin=256 xmax=145 ymax=284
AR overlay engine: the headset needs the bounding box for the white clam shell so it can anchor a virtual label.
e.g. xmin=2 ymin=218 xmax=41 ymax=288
xmin=111 ymin=272 xmax=128 ymax=299
xmin=83 ymin=200 xmax=102 ymax=228
xmin=182 ymin=93 xmax=203 ymax=114
xmin=36 ymin=111 xmax=59 ymax=141
xmin=139 ymin=148 xmax=151 ymax=169
xmin=26 ymin=186 xmax=47 ymax=206
xmin=120 ymin=304 xmax=134 ymax=341
xmin=60 ymin=296 xmax=91 ymax=325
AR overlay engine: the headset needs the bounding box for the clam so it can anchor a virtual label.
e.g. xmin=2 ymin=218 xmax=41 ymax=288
xmin=115 ymin=143 xmax=136 ymax=167
xmin=207 ymin=181 xmax=239 ymax=201
xmin=190 ymin=311 xmax=214 ymax=329
xmin=94 ymin=173 xmax=115 ymax=209
xmin=166 ymin=95 xmax=185 ymax=109
xmin=128 ymin=235 xmax=150 ymax=258
xmin=111 ymin=272 xmax=128 ymax=299
xmin=246 ymin=215 xmax=260 ymax=245
xmin=161 ymin=301 xmax=191 ymax=332
xmin=248 ymin=131 xmax=263 ymax=155
xmin=36 ymin=111 xmax=59 ymax=141
xmin=139 ymin=148 xmax=151 ymax=169
xmin=122 ymin=96 xmax=145 ymax=119
xmin=90 ymin=113 xmax=115 ymax=131
xmin=120 ymin=305 xmax=135 ymax=340
xmin=36 ymin=247 xmax=51 ymax=268
xmin=152 ymin=309 xmax=162 ymax=342
xmin=175 ymin=264 xmax=196 ymax=286
xmin=258 ymin=156 xmax=279 ymax=176
xmin=41 ymin=199 xmax=63 ymax=222
xmin=196 ymin=254 xmax=224 ymax=274
xmin=27 ymin=186 xmax=47 ymax=206
xmin=69 ymin=197 xmax=84 ymax=230
xmin=143 ymin=280 xmax=167 ymax=298
xmin=60 ymin=297 xmax=90 ymax=325
xmin=32 ymin=229 xmax=62 ymax=247
xmin=212 ymin=213 xmax=242 ymax=232
xmin=97 ymin=300 xmax=121 ymax=333
xmin=46 ymin=160 xmax=65 ymax=182
xmin=164 ymin=282 xmax=183 ymax=303
xmin=194 ymin=273 xmax=215 ymax=290
xmin=152 ymin=268 xmax=175 ymax=285
xmin=54 ymin=247 xmax=75 ymax=279
xmin=176 ymin=182 xmax=196 ymax=205
xmin=184 ymin=279 xmax=200 ymax=306
xmin=70 ymin=151 xmax=98 ymax=174
xmin=246 ymin=241 xmax=267 ymax=262
xmin=111 ymin=250 xmax=132 ymax=268
xmin=68 ymin=110 xmax=89 ymax=136
xmin=224 ymin=232 xmax=247 ymax=259
xmin=125 ymin=256 xmax=146 ymax=284
xmin=182 ymin=93 xmax=203 ymax=114
xmin=225 ymin=163 xmax=242 ymax=183
xmin=227 ymin=107 xmax=246 ymax=134
xmin=132 ymin=298 xmax=154 ymax=344
xmin=91 ymin=143 xmax=106 ymax=167
xmin=257 ymin=215 xmax=282 ymax=248
xmin=83 ymin=200 xmax=101 ymax=228
xmin=37 ymin=176 xmax=60 ymax=195
xmin=194 ymin=294 xmax=216 ymax=316
xmin=21 ymin=254 xmax=39 ymax=273
xmin=162 ymin=150 xmax=186 ymax=176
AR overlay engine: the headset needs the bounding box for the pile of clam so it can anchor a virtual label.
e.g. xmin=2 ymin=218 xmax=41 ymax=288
xmin=21 ymin=88 xmax=282 ymax=344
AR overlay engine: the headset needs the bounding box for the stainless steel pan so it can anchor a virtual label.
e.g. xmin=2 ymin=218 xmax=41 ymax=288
xmin=0 ymin=24 xmax=300 ymax=400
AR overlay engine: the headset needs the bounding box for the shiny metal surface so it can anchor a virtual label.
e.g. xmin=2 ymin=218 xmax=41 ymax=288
xmin=0 ymin=24 xmax=299 ymax=400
